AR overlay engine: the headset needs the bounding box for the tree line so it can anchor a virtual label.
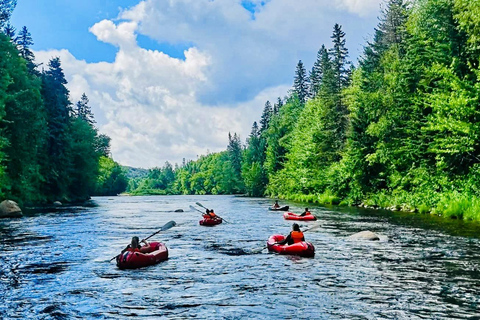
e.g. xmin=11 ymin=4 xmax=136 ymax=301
xmin=0 ymin=1 xmax=126 ymax=205
xmin=129 ymin=0 xmax=480 ymax=221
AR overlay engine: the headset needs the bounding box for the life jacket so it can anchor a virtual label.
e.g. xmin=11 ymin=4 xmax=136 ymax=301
xmin=209 ymin=212 xmax=217 ymax=218
xmin=291 ymin=231 xmax=304 ymax=243
xmin=127 ymin=247 xmax=140 ymax=253
xmin=305 ymin=211 xmax=311 ymax=215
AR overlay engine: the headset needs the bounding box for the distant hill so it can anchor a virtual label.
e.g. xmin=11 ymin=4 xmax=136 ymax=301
xmin=122 ymin=166 xmax=149 ymax=179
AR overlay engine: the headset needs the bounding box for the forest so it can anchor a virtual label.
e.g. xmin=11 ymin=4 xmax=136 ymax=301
xmin=0 ymin=0 xmax=126 ymax=205
xmin=3 ymin=0 xmax=480 ymax=221
xmin=127 ymin=0 xmax=480 ymax=222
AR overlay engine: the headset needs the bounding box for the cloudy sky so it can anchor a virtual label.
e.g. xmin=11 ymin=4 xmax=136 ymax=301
xmin=11 ymin=0 xmax=382 ymax=168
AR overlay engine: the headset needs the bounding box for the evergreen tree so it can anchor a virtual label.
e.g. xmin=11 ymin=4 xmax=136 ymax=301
xmin=3 ymin=22 xmax=14 ymax=39
xmin=378 ymin=0 xmax=409 ymax=50
xmin=329 ymin=24 xmax=350 ymax=92
xmin=293 ymin=60 xmax=309 ymax=104
xmin=16 ymin=26 xmax=34 ymax=61
xmin=41 ymin=57 xmax=73 ymax=200
xmin=227 ymin=132 xmax=244 ymax=193
xmin=260 ymin=100 xmax=272 ymax=132
xmin=273 ymin=97 xmax=283 ymax=114
xmin=0 ymin=0 xmax=16 ymax=29
xmin=309 ymin=45 xmax=327 ymax=98
xmin=0 ymin=33 xmax=47 ymax=203
xmin=75 ymin=93 xmax=95 ymax=124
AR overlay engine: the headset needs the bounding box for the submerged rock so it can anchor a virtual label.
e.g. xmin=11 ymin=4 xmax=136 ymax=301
xmin=348 ymin=230 xmax=380 ymax=241
xmin=174 ymin=209 xmax=184 ymax=212
xmin=0 ymin=200 xmax=22 ymax=218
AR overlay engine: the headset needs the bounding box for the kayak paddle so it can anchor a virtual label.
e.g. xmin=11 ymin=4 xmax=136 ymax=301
xmin=109 ymin=220 xmax=177 ymax=262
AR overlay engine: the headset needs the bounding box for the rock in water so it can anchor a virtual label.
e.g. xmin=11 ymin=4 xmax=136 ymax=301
xmin=348 ymin=230 xmax=380 ymax=241
xmin=174 ymin=209 xmax=184 ymax=212
xmin=53 ymin=201 xmax=62 ymax=206
xmin=0 ymin=200 xmax=22 ymax=218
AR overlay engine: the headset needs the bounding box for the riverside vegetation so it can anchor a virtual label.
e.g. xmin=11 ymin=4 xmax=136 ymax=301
xmin=3 ymin=0 xmax=480 ymax=222
xmin=127 ymin=0 xmax=480 ymax=222
xmin=0 ymin=1 xmax=126 ymax=206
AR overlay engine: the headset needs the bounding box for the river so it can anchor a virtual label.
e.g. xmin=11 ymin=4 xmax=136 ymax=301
xmin=1 ymin=195 xmax=479 ymax=319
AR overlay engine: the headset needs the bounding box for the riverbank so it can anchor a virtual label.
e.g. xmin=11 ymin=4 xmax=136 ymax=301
xmin=271 ymin=189 xmax=480 ymax=222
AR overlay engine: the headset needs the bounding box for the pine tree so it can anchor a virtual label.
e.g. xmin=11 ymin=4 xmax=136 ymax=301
xmin=310 ymin=45 xmax=327 ymax=98
xmin=227 ymin=132 xmax=244 ymax=192
xmin=260 ymin=100 xmax=272 ymax=132
xmin=0 ymin=0 xmax=16 ymax=29
xmin=273 ymin=97 xmax=283 ymax=114
xmin=293 ymin=60 xmax=309 ymax=104
xmin=3 ymin=22 xmax=14 ymax=39
xmin=41 ymin=57 xmax=73 ymax=200
xmin=378 ymin=0 xmax=408 ymax=50
xmin=75 ymin=93 xmax=95 ymax=124
xmin=329 ymin=24 xmax=350 ymax=92
xmin=16 ymin=26 xmax=35 ymax=68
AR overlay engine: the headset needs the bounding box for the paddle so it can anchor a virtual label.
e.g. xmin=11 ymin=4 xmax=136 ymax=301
xmin=195 ymin=202 xmax=229 ymax=223
xmin=250 ymin=223 xmax=322 ymax=254
xmin=109 ymin=220 xmax=177 ymax=262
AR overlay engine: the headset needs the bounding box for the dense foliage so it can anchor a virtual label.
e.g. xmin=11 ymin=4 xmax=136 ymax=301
xmin=0 ymin=2 xmax=121 ymax=205
xmin=129 ymin=0 xmax=480 ymax=221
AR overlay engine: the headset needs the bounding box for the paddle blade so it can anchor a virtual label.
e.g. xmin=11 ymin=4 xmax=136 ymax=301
xmin=196 ymin=202 xmax=207 ymax=209
xmin=161 ymin=220 xmax=176 ymax=231
xmin=304 ymin=223 xmax=321 ymax=233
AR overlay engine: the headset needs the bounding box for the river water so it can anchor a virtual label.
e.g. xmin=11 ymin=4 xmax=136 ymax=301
xmin=1 ymin=195 xmax=480 ymax=319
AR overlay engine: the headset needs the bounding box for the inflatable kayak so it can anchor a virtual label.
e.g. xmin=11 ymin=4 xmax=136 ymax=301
xmin=268 ymin=205 xmax=289 ymax=211
xmin=267 ymin=235 xmax=315 ymax=257
xmin=199 ymin=217 xmax=223 ymax=226
xmin=283 ymin=211 xmax=317 ymax=221
xmin=116 ymin=242 xmax=168 ymax=269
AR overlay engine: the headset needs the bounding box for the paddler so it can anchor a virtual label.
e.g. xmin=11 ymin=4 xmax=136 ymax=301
xmin=276 ymin=223 xmax=305 ymax=245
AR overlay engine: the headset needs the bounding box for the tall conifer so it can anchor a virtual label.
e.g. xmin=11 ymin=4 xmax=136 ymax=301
xmin=293 ymin=60 xmax=309 ymax=104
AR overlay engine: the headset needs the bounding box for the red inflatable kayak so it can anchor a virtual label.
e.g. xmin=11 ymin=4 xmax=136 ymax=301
xmin=116 ymin=242 xmax=168 ymax=269
xmin=283 ymin=212 xmax=317 ymax=221
xmin=267 ymin=235 xmax=315 ymax=257
xmin=199 ymin=217 xmax=223 ymax=226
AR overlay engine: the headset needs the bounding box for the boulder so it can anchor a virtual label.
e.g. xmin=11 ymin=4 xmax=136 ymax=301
xmin=174 ymin=209 xmax=184 ymax=212
xmin=348 ymin=230 xmax=380 ymax=241
xmin=0 ymin=200 xmax=22 ymax=218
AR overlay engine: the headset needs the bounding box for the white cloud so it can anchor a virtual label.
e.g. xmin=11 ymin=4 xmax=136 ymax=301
xmin=35 ymin=0 xmax=382 ymax=168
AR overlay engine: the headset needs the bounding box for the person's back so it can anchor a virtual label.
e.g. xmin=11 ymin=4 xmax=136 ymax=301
xmin=273 ymin=201 xmax=280 ymax=209
xmin=278 ymin=223 xmax=305 ymax=245
xmin=209 ymin=209 xmax=217 ymax=218
xmin=123 ymin=236 xmax=150 ymax=253
xmin=300 ymin=208 xmax=310 ymax=217
xmin=289 ymin=230 xmax=304 ymax=244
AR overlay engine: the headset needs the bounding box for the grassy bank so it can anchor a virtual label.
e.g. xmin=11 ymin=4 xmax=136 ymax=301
xmin=272 ymin=190 xmax=480 ymax=222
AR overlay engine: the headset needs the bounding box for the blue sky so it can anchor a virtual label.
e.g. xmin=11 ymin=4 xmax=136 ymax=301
xmin=12 ymin=0 xmax=383 ymax=168
xmin=11 ymin=0 xmax=191 ymax=62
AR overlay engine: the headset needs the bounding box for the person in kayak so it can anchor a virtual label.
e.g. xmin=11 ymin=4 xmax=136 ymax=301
xmin=273 ymin=200 xmax=280 ymax=209
xmin=300 ymin=208 xmax=311 ymax=216
xmin=276 ymin=223 xmax=305 ymax=245
xmin=122 ymin=236 xmax=150 ymax=253
xmin=203 ymin=209 xmax=218 ymax=219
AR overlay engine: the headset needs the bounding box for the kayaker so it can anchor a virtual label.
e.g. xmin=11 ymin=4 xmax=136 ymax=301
xmin=276 ymin=223 xmax=305 ymax=245
xmin=300 ymin=208 xmax=311 ymax=217
xmin=273 ymin=200 xmax=280 ymax=209
xmin=203 ymin=209 xmax=217 ymax=219
xmin=122 ymin=236 xmax=150 ymax=253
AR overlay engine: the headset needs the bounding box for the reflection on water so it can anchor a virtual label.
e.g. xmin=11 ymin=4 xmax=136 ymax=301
xmin=1 ymin=195 xmax=480 ymax=319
